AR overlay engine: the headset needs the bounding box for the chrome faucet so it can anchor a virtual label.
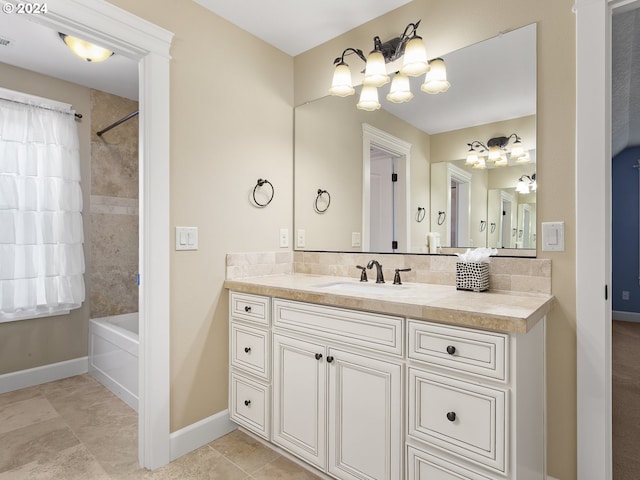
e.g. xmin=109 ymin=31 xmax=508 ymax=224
xmin=366 ymin=260 xmax=385 ymax=283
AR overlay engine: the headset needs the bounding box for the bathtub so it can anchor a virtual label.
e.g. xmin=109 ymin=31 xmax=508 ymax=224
xmin=89 ymin=312 xmax=139 ymax=412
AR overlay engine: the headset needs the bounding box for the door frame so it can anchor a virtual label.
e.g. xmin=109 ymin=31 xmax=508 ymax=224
xmin=30 ymin=0 xmax=173 ymax=469
xmin=574 ymin=0 xmax=636 ymax=477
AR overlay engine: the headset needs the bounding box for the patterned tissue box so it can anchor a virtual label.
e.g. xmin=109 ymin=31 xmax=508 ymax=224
xmin=455 ymin=262 xmax=489 ymax=292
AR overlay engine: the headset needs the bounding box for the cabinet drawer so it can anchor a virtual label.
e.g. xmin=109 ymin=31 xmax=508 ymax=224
xmin=273 ymin=299 xmax=403 ymax=356
xmin=230 ymin=323 xmax=269 ymax=380
xmin=407 ymin=446 xmax=492 ymax=480
xmin=408 ymin=368 xmax=506 ymax=473
xmin=230 ymin=292 xmax=270 ymax=326
xmin=230 ymin=372 xmax=270 ymax=439
xmin=408 ymin=320 xmax=508 ymax=381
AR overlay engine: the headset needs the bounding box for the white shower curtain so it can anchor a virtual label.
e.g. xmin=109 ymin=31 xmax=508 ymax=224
xmin=0 ymin=91 xmax=85 ymax=322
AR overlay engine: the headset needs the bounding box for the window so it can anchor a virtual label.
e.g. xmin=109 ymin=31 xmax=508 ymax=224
xmin=0 ymin=88 xmax=85 ymax=322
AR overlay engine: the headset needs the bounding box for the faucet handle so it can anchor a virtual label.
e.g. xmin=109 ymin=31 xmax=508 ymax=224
xmin=356 ymin=265 xmax=368 ymax=282
xmin=393 ymin=268 xmax=412 ymax=285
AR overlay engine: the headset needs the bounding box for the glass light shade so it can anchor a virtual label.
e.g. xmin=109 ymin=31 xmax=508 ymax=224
xmin=510 ymin=142 xmax=525 ymax=158
xmin=357 ymin=85 xmax=381 ymax=111
xmin=487 ymin=146 xmax=502 ymax=161
xmin=531 ymin=181 xmax=538 ymax=191
xmin=516 ymin=179 xmax=530 ymax=194
xmin=60 ymin=34 xmax=113 ymax=62
xmin=465 ymin=151 xmax=479 ymax=165
xmin=400 ymin=36 xmax=429 ymax=77
xmin=494 ymin=157 xmax=509 ymax=167
xmin=472 ymin=158 xmax=487 ymax=169
xmin=329 ymin=63 xmax=355 ymax=97
xmin=421 ymin=58 xmax=450 ymax=94
xmin=386 ymin=73 xmax=414 ymax=103
xmin=363 ymin=51 xmax=390 ymax=87
xmin=516 ymin=152 xmax=531 ymax=163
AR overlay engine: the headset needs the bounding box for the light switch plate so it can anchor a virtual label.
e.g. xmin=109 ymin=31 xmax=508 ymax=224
xmin=541 ymin=221 xmax=564 ymax=252
xmin=175 ymin=226 xmax=198 ymax=251
xmin=351 ymin=232 xmax=361 ymax=247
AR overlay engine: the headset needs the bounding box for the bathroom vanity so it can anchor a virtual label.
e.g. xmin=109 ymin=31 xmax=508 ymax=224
xmin=225 ymin=273 xmax=553 ymax=480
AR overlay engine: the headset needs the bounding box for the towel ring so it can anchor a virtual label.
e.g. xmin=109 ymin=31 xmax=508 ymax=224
xmin=480 ymin=220 xmax=487 ymax=232
xmin=416 ymin=207 xmax=426 ymax=223
xmin=490 ymin=222 xmax=496 ymax=233
xmin=437 ymin=211 xmax=446 ymax=226
xmin=252 ymin=178 xmax=274 ymax=207
xmin=314 ymin=189 xmax=331 ymax=213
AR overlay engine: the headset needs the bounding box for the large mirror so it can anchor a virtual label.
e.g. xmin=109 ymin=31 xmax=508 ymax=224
xmin=294 ymin=23 xmax=536 ymax=255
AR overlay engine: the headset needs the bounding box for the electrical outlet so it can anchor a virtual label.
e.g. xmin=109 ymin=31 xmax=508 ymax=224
xmin=622 ymin=291 xmax=630 ymax=300
xmin=279 ymin=228 xmax=289 ymax=248
xmin=297 ymin=229 xmax=306 ymax=248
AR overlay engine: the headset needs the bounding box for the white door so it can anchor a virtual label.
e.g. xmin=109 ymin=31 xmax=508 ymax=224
xmin=272 ymin=334 xmax=327 ymax=469
xmin=327 ymin=348 xmax=403 ymax=480
xmin=370 ymin=150 xmax=397 ymax=252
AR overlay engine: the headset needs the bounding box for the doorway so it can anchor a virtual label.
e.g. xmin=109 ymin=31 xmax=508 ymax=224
xmin=24 ymin=2 xmax=173 ymax=470
xmin=362 ymin=124 xmax=412 ymax=252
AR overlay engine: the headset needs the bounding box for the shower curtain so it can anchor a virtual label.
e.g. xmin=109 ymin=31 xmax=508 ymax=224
xmin=0 ymin=88 xmax=85 ymax=321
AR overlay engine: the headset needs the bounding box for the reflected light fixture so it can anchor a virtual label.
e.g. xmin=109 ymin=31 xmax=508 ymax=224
xmin=465 ymin=134 xmax=528 ymax=167
xmin=516 ymin=174 xmax=537 ymax=194
xmin=329 ymin=20 xmax=450 ymax=111
xmin=59 ymin=33 xmax=114 ymax=62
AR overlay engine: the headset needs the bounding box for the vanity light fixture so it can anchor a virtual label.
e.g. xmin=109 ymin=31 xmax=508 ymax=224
xmin=516 ymin=174 xmax=537 ymax=194
xmin=59 ymin=33 xmax=114 ymax=62
xmin=465 ymin=133 xmax=528 ymax=167
xmin=329 ymin=20 xmax=450 ymax=111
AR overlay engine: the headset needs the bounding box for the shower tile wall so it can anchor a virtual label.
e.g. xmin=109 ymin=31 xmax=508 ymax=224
xmin=89 ymin=89 xmax=139 ymax=318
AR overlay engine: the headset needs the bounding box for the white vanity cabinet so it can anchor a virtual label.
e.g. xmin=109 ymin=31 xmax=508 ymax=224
xmin=226 ymin=287 xmax=547 ymax=480
xmin=228 ymin=292 xmax=271 ymax=440
xmin=272 ymin=299 xmax=404 ymax=480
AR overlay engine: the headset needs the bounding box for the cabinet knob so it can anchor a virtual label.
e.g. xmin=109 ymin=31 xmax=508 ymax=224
xmin=244 ymin=306 xmax=251 ymax=312
xmin=326 ymin=356 xmax=334 ymax=363
xmin=446 ymin=345 xmax=456 ymax=355
xmin=244 ymin=400 xmax=251 ymax=407
xmin=244 ymin=347 xmax=251 ymax=353
xmin=315 ymin=353 xmax=323 ymax=360
xmin=446 ymin=411 xmax=456 ymax=422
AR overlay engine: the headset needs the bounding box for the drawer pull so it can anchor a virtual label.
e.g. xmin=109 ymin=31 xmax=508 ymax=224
xmin=446 ymin=345 xmax=456 ymax=355
xmin=446 ymin=411 xmax=457 ymax=422
xmin=315 ymin=353 xmax=323 ymax=360
xmin=244 ymin=400 xmax=251 ymax=407
xmin=244 ymin=305 xmax=252 ymax=313
xmin=326 ymin=356 xmax=335 ymax=363
xmin=244 ymin=347 xmax=251 ymax=353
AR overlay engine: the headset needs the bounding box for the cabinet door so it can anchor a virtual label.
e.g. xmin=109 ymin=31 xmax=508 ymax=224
xmin=272 ymin=333 xmax=327 ymax=470
xmin=327 ymin=348 xmax=402 ymax=480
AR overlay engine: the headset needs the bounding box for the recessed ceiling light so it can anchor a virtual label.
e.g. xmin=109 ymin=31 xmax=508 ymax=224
xmin=58 ymin=33 xmax=113 ymax=62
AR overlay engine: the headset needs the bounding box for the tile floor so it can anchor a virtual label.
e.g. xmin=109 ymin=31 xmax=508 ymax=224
xmin=0 ymin=374 xmax=321 ymax=479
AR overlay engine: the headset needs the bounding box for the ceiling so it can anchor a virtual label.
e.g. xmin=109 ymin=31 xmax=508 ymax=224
xmin=0 ymin=1 xmax=535 ymax=136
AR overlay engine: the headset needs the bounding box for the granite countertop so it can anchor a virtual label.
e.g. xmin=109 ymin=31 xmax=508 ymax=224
xmin=224 ymin=274 xmax=554 ymax=334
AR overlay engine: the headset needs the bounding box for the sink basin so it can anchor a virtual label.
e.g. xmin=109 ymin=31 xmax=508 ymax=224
xmin=314 ymin=281 xmax=412 ymax=295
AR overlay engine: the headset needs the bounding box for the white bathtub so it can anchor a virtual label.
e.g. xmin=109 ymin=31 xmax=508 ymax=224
xmin=89 ymin=312 xmax=139 ymax=412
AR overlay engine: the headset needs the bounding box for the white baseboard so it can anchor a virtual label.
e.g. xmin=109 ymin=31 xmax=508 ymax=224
xmin=169 ymin=409 xmax=237 ymax=461
xmin=612 ymin=310 xmax=640 ymax=322
xmin=0 ymin=356 xmax=89 ymax=394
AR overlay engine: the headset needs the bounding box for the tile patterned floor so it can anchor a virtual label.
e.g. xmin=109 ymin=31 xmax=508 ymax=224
xmin=0 ymin=375 xmax=321 ymax=479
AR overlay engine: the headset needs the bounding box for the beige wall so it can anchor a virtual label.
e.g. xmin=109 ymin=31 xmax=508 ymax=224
xmin=294 ymin=1 xmax=576 ymax=478
xmin=106 ymin=0 xmax=294 ymax=432
xmin=0 ymin=63 xmax=92 ymax=375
